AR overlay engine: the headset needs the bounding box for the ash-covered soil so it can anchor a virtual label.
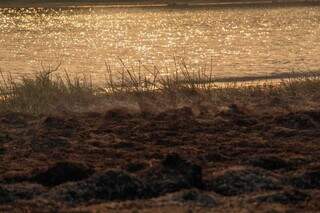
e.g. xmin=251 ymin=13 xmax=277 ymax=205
xmin=1 ymin=105 xmax=320 ymax=212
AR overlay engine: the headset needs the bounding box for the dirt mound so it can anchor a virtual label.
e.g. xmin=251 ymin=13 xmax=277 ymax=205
xmin=251 ymin=189 xmax=310 ymax=204
xmin=172 ymin=189 xmax=217 ymax=207
xmin=0 ymin=131 xmax=11 ymax=144
xmin=248 ymin=156 xmax=292 ymax=171
xmin=0 ymin=186 xmax=13 ymax=204
xmin=162 ymin=154 xmax=202 ymax=185
xmin=268 ymin=126 xmax=298 ymax=138
xmin=48 ymin=170 xmax=144 ymax=203
xmin=46 ymin=154 xmax=203 ymax=204
xmin=31 ymin=136 xmax=70 ymax=151
xmin=124 ymin=161 xmax=147 ymax=173
xmin=104 ymin=108 xmax=133 ymax=121
xmin=207 ymin=167 xmax=281 ymax=196
xmin=153 ymin=107 xmax=198 ymax=131
xmin=0 ymin=171 xmax=32 ymax=184
xmin=216 ymin=104 xmax=248 ymax=115
xmin=32 ymin=161 xmax=94 ymax=187
xmin=290 ymin=168 xmax=320 ymax=189
xmin=303 ymin=110 xmax=320 ymax=123
xmin=1 ymin=183 xmax=46 ymax=200
xmin=274 ymin=112 xmax=319 ymax=129
xmin=0 ymin=147 xmax=5 ymax=156
xmin=155 ymin=107 xmax=194 ymax=120
xmin=204 ymin=152 xmax=231 ymax=162
xmin=142 ymin=154 xmax=202 ymax=196
xmin=2 ymin=108 xmax=320 ymax=211
xmin=216 ymin=104 xmax=258 ymax=127
xmin=0 ymin=112 xmax=32 ymax=128
xmin=41 ymin=116 xmax=79 ymax=130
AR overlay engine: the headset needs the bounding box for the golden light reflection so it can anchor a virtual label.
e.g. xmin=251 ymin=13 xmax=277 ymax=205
xmin=0 ymin=6 xmax=319 ymax=83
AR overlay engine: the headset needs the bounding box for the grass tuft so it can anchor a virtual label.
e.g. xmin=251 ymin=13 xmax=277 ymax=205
xmin=0 ymin=61 xmax=320 ymax=114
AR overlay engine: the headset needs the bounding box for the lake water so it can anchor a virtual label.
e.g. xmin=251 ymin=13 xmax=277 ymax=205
xmin=0 ymin=5 xmax=319 ymax=83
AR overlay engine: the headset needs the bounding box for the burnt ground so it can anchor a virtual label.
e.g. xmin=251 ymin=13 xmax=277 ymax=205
xmin=0 ymin=105 xmax=320 ymax=212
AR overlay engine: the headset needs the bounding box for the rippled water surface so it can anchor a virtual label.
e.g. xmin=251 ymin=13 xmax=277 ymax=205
xmin=0 ymin=6 xmax=319 ymax=82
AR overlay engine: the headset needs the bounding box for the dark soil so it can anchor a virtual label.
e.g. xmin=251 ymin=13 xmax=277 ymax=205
xmin=1 ymin=105 xmax=320 ymax=212
xmin=31 ymin=161 xmax=94 ymax=186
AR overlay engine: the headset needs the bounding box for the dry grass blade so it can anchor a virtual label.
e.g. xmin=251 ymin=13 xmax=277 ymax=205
xmin=0 ymin=61 xmax=319 ymax=114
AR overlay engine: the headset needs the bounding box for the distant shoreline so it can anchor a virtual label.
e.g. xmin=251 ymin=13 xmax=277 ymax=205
xmin=0 ymin=1 xmax=319 ymax=9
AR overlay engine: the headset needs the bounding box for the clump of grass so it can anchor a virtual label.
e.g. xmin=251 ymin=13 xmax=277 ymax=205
xmin=0 ymin=60 xmax=320 ymax=115
xmin=103 ymin=59 xmax=320 ymax=112
xmin=0 ymin=65 xmax=98 ymax=114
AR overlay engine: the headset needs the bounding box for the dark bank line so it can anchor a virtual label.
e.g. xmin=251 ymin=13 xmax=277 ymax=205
xmin=0 ymin=1 xmax=319 ymax=9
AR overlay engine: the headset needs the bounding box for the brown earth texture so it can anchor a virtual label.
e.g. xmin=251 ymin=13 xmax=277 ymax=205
xmin=1 ymin=105 xmax=320 ymax=212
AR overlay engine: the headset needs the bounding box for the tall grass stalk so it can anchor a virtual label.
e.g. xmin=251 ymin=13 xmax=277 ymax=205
xmin=0 ymin=61 xmax=320 ymax=114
